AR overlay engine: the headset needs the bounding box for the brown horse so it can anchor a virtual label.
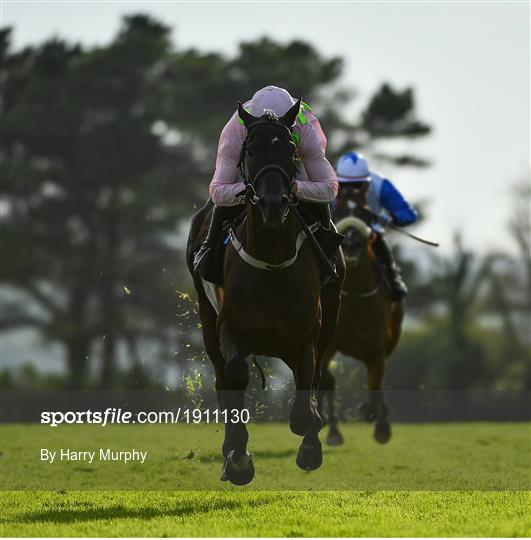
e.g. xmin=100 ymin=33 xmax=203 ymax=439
xmin=319 ymin=205 xmax=404 ymax=445
xmin=186 ymin=100 xmax=344 ymax=485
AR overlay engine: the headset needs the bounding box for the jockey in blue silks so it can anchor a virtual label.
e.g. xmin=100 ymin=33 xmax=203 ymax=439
xmin=332 ymin=151 xmax=417 ymax=300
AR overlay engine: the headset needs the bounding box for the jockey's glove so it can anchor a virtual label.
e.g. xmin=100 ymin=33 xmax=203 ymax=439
xmin=235 ymin=187 xmax=250 ymax=205
xmin=378 ymin=214 xmax=393 ymax=227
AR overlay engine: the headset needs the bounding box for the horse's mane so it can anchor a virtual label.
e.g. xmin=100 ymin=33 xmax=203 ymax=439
xmin=261 ymin=109 xmax=279 ymax=122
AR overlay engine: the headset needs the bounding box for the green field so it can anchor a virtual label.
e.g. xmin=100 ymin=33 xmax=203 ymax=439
xmin=2 ymin=490 xmax=529 ymax=537
xmin=1 ymin=422 xmax=530 ymax=536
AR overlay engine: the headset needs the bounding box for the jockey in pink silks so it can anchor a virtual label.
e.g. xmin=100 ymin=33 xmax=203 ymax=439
xmin=194 ymin=85 xmax=338 ymax=278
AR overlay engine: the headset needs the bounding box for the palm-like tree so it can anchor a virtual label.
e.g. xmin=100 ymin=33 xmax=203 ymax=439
xmin=429 ymin=233 xmax=497 ymax=388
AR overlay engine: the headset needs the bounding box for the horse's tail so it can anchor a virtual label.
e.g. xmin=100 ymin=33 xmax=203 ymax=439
xmin=253 ymin=356 xmax=267 ymax=390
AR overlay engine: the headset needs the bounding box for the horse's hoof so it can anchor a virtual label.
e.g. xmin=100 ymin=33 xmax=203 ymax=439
xmin=326 ymin=430 xmax=344 ymax=446
xmin=221 ymin=451 xmax=255 ymax=486
xmin=296 ymin=442 xmax=323 ymax=471
xmin=374 ymin=419 xmax=392 ymax=444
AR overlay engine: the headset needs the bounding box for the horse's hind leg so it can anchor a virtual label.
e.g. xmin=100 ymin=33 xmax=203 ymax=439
xmin=323 ymin=367 xmax=344 ymax=446
xmin=194 ymin=286 xmax=233 ymax=459
xmin=317 ymin=348 xmax=344 ymax=446
xmin=360 ymin=355 xmax=391 ymax=444
xmin=316 ymin=255 xmax=344 ymax=445
xmin=219 ymin=323 xmax=254 ymax=485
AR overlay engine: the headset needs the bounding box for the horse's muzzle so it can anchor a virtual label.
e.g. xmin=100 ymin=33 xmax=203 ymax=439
xmin=259 ymin=199 xmax=290 ymax=227
xmin=261 ymin=214 xmax=288 ymax=228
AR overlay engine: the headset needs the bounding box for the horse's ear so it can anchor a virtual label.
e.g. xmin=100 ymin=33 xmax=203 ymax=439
xmin=280 ymin=96 xmax=302 ymax=128
xmin=237 ymin=102 xmax=257 ymax=127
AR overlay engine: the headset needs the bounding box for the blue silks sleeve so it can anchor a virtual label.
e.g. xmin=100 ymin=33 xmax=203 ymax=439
xmin=379 ymin=179 xmax=417 ymax=226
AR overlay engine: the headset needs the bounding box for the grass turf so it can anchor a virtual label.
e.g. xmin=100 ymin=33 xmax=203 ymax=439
xmin=1 ymin=422 xmax=529 ymax=490
xmin=1 ymin=422 xmax=530 ymax=536
xmin=1 ymin=490 xmax=529 ymax=537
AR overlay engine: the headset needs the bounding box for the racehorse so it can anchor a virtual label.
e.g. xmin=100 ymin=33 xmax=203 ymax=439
xmin=186 ymin=99 xmax=345 ymax=485
xmin=319 ymin=205 xmax=404 ymax=445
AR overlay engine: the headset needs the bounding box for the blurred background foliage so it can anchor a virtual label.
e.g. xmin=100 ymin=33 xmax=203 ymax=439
xmin=0 ymin=15 xmax=529 ymax=403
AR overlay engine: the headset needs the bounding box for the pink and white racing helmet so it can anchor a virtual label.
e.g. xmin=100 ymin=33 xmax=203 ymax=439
xmin=248 ymin=85 xmax=296 ymax=117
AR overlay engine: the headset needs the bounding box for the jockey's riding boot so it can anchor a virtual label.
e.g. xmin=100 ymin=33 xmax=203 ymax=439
xmin=316 ymin=203 xmax=341 ymax=287
xmin=193 ymin=205 xmax=231 ymax=278
xmin=373 ymin=233 xmax=407 ymax=301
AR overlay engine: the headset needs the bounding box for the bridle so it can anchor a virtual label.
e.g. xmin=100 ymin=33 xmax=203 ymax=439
xmin=228 ymin=116 xmax=320 ymax=271
xmin=341 ymin=235 xmax=384 ymax=299
xmin=337 ymin=213 xmax=382 ymax=298
xmin=237 ymin=119 xmax=299 ymax=210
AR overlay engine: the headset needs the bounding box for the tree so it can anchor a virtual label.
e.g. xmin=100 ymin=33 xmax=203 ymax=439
xmin=0 ymin=15 xmax=432 ymax=389
xmin=1 ymin=17 xmax=196 ymax=387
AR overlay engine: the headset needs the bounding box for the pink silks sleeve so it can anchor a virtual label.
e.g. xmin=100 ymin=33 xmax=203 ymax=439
xmin=295 ymin=114 xmax=338 ymax=203
xmin=209 ymin=112 xmax=246 ymax=207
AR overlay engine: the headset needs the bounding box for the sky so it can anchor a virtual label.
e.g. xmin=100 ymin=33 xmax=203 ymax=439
xmin=1 ymin=0 xmax=530 ymax=255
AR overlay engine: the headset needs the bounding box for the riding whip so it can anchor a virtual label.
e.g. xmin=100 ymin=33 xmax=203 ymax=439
xmin=387 ymin=223 xmax=440 ymax=247
xmin=368 ymin=209 xmax=440 ymax=247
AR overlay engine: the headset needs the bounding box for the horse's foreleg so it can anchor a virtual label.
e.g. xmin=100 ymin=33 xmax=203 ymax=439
xmin=288 ymin=342 xmax=324 ymax=471
xmin=360 ymin=355 xmax=391 ymax=444
xmin=289 ymin=342 xmax=322 ymax=437
xmin=214 ymin=375 xmax=232 ymax=459
xmin=360 ymin=355 xmax=384 ymax=420
xmin=219 ymin=323 xmax=254 ymax=485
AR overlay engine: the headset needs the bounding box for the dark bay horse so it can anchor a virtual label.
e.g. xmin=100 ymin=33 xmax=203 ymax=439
xmin=186 ymin=99 xmax=344 ymax=485
xmin=319 ymin=205 xmax=404 ymax=445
